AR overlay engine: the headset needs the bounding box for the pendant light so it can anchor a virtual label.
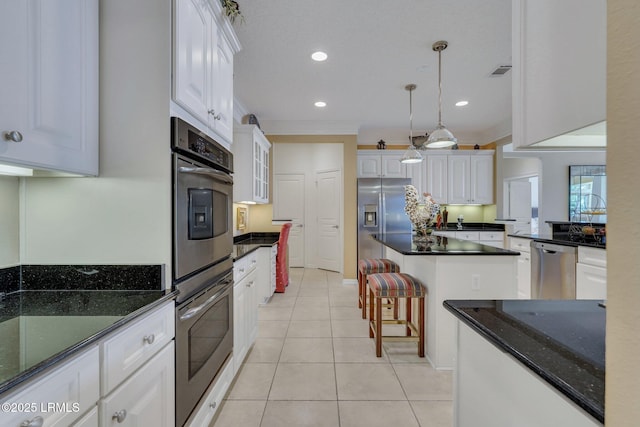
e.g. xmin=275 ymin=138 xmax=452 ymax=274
xmin=400 ymin=84 xmax=423 ymax=164
xmin=425 ymin=40 xmax=457 ymax=148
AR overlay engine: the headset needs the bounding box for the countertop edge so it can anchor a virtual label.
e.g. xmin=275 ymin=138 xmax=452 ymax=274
xmin=0 ymin=290 xmax=178 ymax=397
xmin=443 ymin=300 xmax=604 ymax=423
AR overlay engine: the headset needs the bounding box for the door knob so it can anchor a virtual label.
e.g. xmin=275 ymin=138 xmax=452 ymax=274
xmin=3 ymin=130 xmax=23 ymax=142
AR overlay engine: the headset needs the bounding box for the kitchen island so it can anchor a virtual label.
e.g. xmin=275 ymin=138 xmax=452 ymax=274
xmin=444 ymin=299 xmax=604 ymax=426
xmin=373 ymin=233 xmax=518 ymax=369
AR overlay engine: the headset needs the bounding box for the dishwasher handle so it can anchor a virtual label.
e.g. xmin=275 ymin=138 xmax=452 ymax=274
xmin=531 ymin=240 xmax=577 ymax=254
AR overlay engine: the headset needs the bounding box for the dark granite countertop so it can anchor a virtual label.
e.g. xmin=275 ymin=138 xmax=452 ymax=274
xmin=507 ymin=233 xmax=606 ymax=250
xmin=444 ymin=299 xmax=605 ymax=423
xmin=0 ymin=264 xmax=175 ymax=396
xmin=233 ymin=232 xmax=279 ymax=261
xmin=373 ymin=233 xmax=519 ymax=256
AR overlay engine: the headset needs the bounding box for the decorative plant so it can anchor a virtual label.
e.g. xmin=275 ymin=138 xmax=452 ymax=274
xmin=404 ymin=185 xmax=440 ymax=238
xmin=221 ymin=0 xmax=244 ymax=24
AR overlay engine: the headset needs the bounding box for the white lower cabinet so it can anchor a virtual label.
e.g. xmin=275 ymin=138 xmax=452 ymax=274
xmin=101 ymin=302 xmax=174 ymax=395
xmin=233 ymin=254 xmax=258 ymax=374
xmin=256 ymin=245 xmax=277 ymax=305
xmin=0 ymin=347 xmax=100 ymax=427
xmin=576 ymin=246 xmax=606 ymax=300
xmin=184 ymin=358 xmax=233 ymax=427
xmin=233 ymin=268 xmax=258 ymax=374
xmin=100 ymin=343 xmax=174 ymax=427
xmin=510 ymin=237 xmax=532 ymax=299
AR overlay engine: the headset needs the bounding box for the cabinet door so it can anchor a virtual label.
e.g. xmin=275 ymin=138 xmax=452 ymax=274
xmin=357 ymin=154 xmax=381 ymax=177
xmin=425 ymin=155 xmax=448 ymax=203
xmin=381 ymin=154 xmax=406 ymax=178
xmin=211 ymin=29 xmax=234 ymax=143
xmin=405 ymin=161 xmax=424 ymax=196
xmin=517 ymin=253 xmax=531 ymax=299
xmin=174 ymin=0 xmax=213 ymax=124
xmin=0 ymin=0 xmax=98 ymax=175
xmin=470 ymin=156 xmax=494 ymax=204
xmin=252 ymin=132 xmax=270 ymax=203
xmin=233 ymin=268 xmax=257 ymax=372
xmin=512 ymin=0 xmax=606 ymax=148
xmin=447 ymin=156 xmax=470 ymax=204
xmin=576 ymin=263 xmax=606 ymax=300
xmin=0 ymin=347 xmax=99 ymax=427
xmin=100 ymin=343 xmax=174 ymax=427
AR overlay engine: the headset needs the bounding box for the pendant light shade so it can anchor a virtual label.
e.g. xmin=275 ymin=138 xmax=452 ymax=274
xmin=425 ymin=40 xmax=457 ymax=148
xmin=401 ymin=84 xmax=423 ymax=164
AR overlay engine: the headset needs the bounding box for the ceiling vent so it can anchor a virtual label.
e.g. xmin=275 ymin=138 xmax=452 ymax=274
xmin=490 ymin=65 xmax=512 ymax=76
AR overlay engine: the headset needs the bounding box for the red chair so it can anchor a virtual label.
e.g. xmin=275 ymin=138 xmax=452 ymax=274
xmin=275 ymin=223 xmax=292 ymax=293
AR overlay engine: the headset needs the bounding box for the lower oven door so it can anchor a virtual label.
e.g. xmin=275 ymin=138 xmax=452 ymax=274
xmin=175 ymin=272 xmax=233 ymax=427
xmin=173 ymin=154 xmax=233 ymax=283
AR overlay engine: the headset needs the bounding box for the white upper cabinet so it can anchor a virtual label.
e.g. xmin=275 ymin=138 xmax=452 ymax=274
xmin=447 ymin=153 xmax=494 ymax=204
xmin=0 ymin=0 xmax=99 ymax=175
xmin=512 ymin=0 xmax=606 ymax=148
xmin=424 ymin=155 xmax=448 ymax=203
xmin=357 ymin=150 xmax=406 ymax=178
xmin=233 ymin=125 xmax=271 ymax=204
xmin=174 ymin=0 xmax=241 ymax=145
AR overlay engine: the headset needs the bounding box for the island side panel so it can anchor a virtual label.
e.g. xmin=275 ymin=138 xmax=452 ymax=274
xmin=386 ymin=248 xmax=517 ymax=369
xmin=455 ymin=321 xmax=602 ymax=427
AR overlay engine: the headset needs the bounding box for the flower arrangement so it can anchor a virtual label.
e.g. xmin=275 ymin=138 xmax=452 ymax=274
xmin=221 ymin=0 xmax=244 ymax=24
xmin=404 ymin=185 xmax=440 ymax=239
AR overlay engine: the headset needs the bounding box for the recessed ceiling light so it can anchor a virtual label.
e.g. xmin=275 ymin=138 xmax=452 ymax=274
xmin=314 ymin=101 xmax=327 ymax=107
xmin=311 ymin=51 xmax=328 ymax=61
xmin=456 ymin=100 xmax=469 ymax=107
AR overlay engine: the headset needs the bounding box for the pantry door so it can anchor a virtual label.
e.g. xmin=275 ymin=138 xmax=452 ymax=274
xmin=273 ymin=174 xmax=305 ymax=267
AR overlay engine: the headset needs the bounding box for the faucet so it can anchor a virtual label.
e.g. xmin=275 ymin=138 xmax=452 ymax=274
xmin=457 ymin=215 xmax=464 ymax=230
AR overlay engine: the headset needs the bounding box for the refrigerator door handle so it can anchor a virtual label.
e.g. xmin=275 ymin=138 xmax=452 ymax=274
xmin=381 ymin=192 xmax=386 ymax=234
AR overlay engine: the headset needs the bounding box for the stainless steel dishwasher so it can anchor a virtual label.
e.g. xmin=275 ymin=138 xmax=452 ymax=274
xmin=531 ymin=240 xmax=577 ymax=299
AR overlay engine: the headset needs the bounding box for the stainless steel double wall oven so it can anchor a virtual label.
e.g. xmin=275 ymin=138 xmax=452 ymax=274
xmin=171 ymin=117 xmax=234 ymax=427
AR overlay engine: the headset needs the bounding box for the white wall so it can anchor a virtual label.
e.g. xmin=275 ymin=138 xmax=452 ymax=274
xmin=19 ymin=0 xmax=172 ymax=287
xmin=0 ymin=176 xmax=20 ymax=268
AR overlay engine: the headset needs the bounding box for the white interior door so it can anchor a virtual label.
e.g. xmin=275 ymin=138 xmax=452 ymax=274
xmin=315 ymin=170 xmax=342 ymax=272
xmin=273 ymin=174 xmax=305 ymax=267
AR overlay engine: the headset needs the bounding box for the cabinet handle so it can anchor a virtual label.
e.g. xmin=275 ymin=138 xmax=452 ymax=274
xmin=207 ymin=109 xmax=221 ymax=120
xmin=143 ymin=334 xmax=155 ymax=345
xmin=239 ymin=267 xmax=245 ymax=273
xmin=209 ymin=402 xmax=217 ymax=410
xmin=247 ymin=281 xmax=254 ymax=287
xmin=112 ymin=409 xmax=127 ymax=423
xmin=19 ymin=416 xmax=43 ymax=427
xmin=3 ymin=130 xmax=23 ymax=142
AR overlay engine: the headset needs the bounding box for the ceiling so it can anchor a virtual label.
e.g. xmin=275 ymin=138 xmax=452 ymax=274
xmin=231 ymin=0 xmax=513 ymax=146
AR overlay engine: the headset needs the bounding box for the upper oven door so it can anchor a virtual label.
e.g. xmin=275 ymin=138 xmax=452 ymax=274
xmin=173 ymin=154 xmax=233 ymax=282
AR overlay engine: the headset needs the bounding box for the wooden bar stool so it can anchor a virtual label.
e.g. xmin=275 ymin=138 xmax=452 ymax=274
xmin=367 ymin=272 xmax=426 ymax=358
xmin=357 ymin=259 xmax=400 ymax=319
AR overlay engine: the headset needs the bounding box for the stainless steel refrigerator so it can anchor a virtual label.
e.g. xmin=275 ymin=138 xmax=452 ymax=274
xmin=357 ymin=178 xmax=412 ymax=260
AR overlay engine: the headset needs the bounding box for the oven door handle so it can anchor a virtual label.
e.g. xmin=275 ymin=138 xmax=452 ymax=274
xmin=178 ymin=166 xmax=234 ymax=184
xmin=179 ymin=286 xmax=230 ymax=321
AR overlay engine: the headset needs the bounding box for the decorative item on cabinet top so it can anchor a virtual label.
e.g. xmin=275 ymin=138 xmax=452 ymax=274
xmin=220 ymin=0 xmax=244 ymax=24
xmin=236 ymin=206 xmax=247 ymax=230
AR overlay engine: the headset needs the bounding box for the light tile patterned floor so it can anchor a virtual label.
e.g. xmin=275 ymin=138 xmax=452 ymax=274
xmin=211 ymin=268 xmax=453 ymax=427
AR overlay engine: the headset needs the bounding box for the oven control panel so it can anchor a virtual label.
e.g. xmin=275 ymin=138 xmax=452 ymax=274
xmin=171 ymin=117 xmax=233 ymax=173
